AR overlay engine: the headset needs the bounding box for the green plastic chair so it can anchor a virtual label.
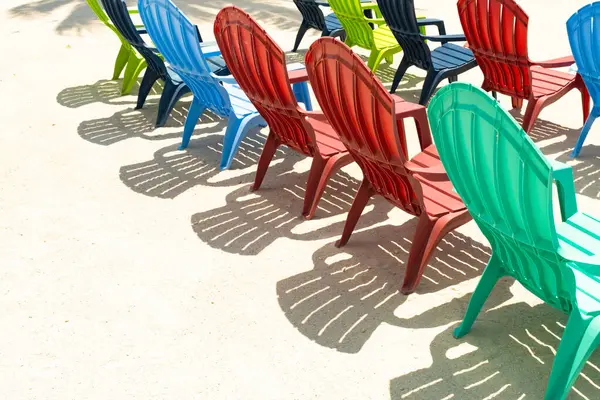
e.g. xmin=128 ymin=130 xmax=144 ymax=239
xmin=326 ymin=0 xmax=424 ymax=72
xmin=428 ymin=82 xmax=600 ymax=400
xmin=86 ymin=0 xmax=146 ymax=94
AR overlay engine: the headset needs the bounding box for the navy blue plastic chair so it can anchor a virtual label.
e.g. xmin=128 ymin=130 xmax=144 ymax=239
xmin=292 ymin=0 xmax=346 ymax=52
xmin=377 ymin=0 xmax=477 ymax=104
xmin=568 ymin=3 xmax=600 ymax=158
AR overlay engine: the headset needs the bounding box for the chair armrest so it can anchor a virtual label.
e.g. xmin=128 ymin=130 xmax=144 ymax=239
xmin=416 ymin=18 xmax=447 ymax=36
xmin=136 ymin=28 xmax=147 ymax=35
xmin=392 ymin=94 xmax=433 ymax=149
xmin=127 ymin=7 xmax=139 ymax=14
xmin=531 ymin=56 xmax=575 ymax=68
xmin=288 ymin=68 xmax=309 ymax=84
xmin=557 ymin=247 xmax=600 ymax=270
xmin=215 ymin=74 xmax=237 ymax=84
xmin=551 ymin=159 xmax=578 ymax=221
xmin=421 ymin=34 xmax=466 ymax=44
xmin=404 ymin=160 xmax=447 ymax=176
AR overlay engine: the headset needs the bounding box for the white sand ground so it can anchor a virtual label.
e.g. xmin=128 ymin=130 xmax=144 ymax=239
xmin=2 ymin=0 xmax=600 ymax=398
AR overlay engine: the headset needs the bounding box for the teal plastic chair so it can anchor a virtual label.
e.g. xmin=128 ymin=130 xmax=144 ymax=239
xmin=428 ymin=82 xmax=600 ymax=400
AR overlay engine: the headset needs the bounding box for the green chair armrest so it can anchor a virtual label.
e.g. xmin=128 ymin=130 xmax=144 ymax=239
xmin=551 ymin=159 xmax=578 ymax=221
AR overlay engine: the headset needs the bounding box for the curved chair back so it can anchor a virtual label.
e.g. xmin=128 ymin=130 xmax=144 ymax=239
xmin=101 ymin=0 xmax=167 ymax=79
xmin=377 ymin=0 xmax=431 ymax=69
xmin=457 ymin=0 xmax=533 ymax=98
xmin=567 ymin=3 xmax=600 ymax=109
xmin=306 ymin=38 xmax=421 ymax=213
xmin=294 ymin=0 xmax=326 ymax=31
xmin=138 ymin=0 xmax=231 ymax=116
xmin=428 ymin=83 xmax=571 ymax=310
xmin=214 ymin=6 xmax=317 ymax=156
xmin=327 ymin=0 xmax=375 ymax=50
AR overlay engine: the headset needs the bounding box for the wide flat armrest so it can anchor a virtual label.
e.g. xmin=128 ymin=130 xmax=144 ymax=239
xmin=136 ymin=28 xmax=147 ymax=35
xmin=392 ymin=94 xmax=433 ymax=149
xmin=417 ymin=18 xmax=447 ymax=35
xmin=532 ymin=56 xmax=575 ymax=68
xmin=288 ymin=68 xmax=309 ymax=84
xmin=557 ymin=247 xmax=600 ymax=270
xmin=365 ymin=17 xmax=386 ymax=24
xmin=128 ymin=7 xmax=139 ymax=14
xmin=422 ymin=34 xmax=466 ymax=43
xmin=551 ymin=159 xmax=578 ymax=221
xmin=360 ymin=3 xmax=380 ymax=10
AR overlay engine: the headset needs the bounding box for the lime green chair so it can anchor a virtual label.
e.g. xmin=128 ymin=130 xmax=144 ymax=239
xmin=326 ymin=0 xmax=424 ymax=72
xmin=428 ymin=82 xmax=600 ymax=400
xmin=86 ymin=0 xmax=146 ymax=94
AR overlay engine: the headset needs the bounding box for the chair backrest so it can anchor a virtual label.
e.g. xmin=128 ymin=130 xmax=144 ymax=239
xmin=428 ymin=83 xmax=572 ymax=311
xmin=138 ymin=0 xmax=231 ymax=116
xmin=328 ymin=0 xmax=375 ymax=50
xmin=293 ymin=0 xmax=326 ymax=31
xmin=457 ymin=0 xmax=533 ymax=99
xmin=101 ymin=0 xmax=167 ymax=78
xmin=567 ymin=3 xmax=600 ymax=109
xmin=377 ymin=0 xmax=431 ymax=69
xmin=214 ymin=6 xmax=317 ymax=156
xmin=306 ymin=38 xmax=422 ymax=214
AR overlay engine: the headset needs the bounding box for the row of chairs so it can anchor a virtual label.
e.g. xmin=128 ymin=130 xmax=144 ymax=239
xmin=85 ymin=0 xmax=600 ymax=398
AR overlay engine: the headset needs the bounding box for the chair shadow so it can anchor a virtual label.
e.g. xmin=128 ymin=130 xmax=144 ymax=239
xmin=276 ymin=222 xmax=499 ymax=353
xmin=120 ymin=130 xmax=294 ymax=198
xmin=77 ymin=98 xmax=219 ymax=146
xmin=190 ymin=171 xmax=394 ymax=256
xmin=57 ymin=79 xmax=138 ymax=109
xmin=389 ymin=297 xmax=600 ymax=399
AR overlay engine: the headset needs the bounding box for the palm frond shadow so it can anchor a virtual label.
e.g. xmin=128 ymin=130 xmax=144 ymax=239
xmin=77 ymin=97 xmax=218 ymax=145
xmin=277 ymin=224 xmax=497 ymax=353
xmin=390 ymin=297 xmax=600 ymax=399
xmin=57 ymin=79 xmax=136 ymax=109
xmin=120 ymin=130 xmax=295 ymax=198
xmin=190 ymin=171 xmax=393 ymax=256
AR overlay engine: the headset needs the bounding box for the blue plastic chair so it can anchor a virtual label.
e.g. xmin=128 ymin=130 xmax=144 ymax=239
xmin=138 ymin=0 xmax=312 ymax=169
xmin=568 ymin=3 xmax=600 ymax=158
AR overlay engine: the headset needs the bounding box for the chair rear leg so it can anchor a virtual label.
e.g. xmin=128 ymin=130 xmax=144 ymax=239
xmin=113 ymin=44 xmax=130 ymax=80
xmin=179 ymin=97 xmax=206 ymax=150
xmin=544 ymin=313 xmax=600 ymax=400
xmin=122 ymin=55 xmax=146 ymax=95
xmin=251 ymin=131 xmax=280 ymax=191
xmin=448 ymin=75 xmax=458 ymax=83
xmin=390 ymin=58 xmax=410 ymax=94
xmin=303 ymin=153 xmax=353 ymax=220
xmin=580 ymin=81 xmax=591 ymax=124
xmin=453 ymin=254 xmax=504 ymax=338
xmin=336 ymin=179 xmax=373 ymax=247
xmin=156 ymin=80 xmax=190 ymax=128
xmin=135 ymin=68 xmax=161 ymax=110
xmin=221 ymin=114 xmax=265 ymax=170
xmin=571 ymin=113 xmax=597 ymax=158
xmin=292 ymin=20 xmax=310 ymax=52
xmin=292 ymin=81 xmax=313 ymax=111
xmin=328 ymin=29 xmax=346 ymax=42
xmin=367 ymin=50 xmax=386 ymax=73
xmin=418 ymin=70 xmax=445 ymax=105
xmin=511 ymin=96 xmax=523 ymax=110
xmin=522 ymin=97 xmax=546 ymax=134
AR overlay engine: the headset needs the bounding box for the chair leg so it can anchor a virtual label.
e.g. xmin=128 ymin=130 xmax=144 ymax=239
xmin=178 ymin=97 xmax=206 ymax=150
xmin=571 ymin=113 xmax=597 ymax=158
xmin=292 ymin=81 xmax=313 ymax=111
xmin=121 ymin=54 xmax=146 ymax=95
xmin=303 ymin=152 xmax=352 ymax=219
xmin=220 ymin=113 xmax=266 ymax=170
xmin=112 ymin=44 xmax=130 ymax=80
xmin=385 ymin=53 xmax=394 ymax=64
xmin=522 ymin=97 xmax=547 ymax=134
xmin=511 ymin=96 xmax=523 ymax=110
xmin=390 ymin=58 xmax=410 ymax=94
xmin=251 ymin=131 xmax=280 ymax=191
xmin=418 ymin=70 xmax=445 ymax=105
xmin=328 ymin=29 xmax=346 ymax=42
xmin=491 ymin=91 xmax=498 ymax=100
xmin=335 ymin=179 xmax=373 ymax=248
xmin=367 ymin=49 xmax=386 ymax=73
xmin=135 ymin=68 xmax=161 ymax=110
xmin=448 ymin=75 xmax=458 ymax=83
xmin=292 ymin=20 xmax=310 ymax=52
xmin=156 ymin=80 xmax=190 ymax=128
xmin=580 ymin=82 xmax=591 ymax=124
xmin=453 ymin=254 xmax=504 ymax=338
xmin=544 ymin=313 xmax=600 ymax=400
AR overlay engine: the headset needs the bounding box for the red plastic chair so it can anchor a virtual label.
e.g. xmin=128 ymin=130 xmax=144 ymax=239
xmin=213 ymin=6 xmax=352 ymax=219
xmin=305 ymin=37 xmax=472 ymax=294
xmin=457 ymin=0 xmax=589 ymax=133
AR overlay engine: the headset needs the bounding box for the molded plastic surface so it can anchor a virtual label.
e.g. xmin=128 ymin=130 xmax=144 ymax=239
xmin=306 ymin=37 xmax=471 ymax=293
xmin=428 ymin=82 xmax=600 ymax=400
xmin=292 ymin=0 xmax=346 ymax=51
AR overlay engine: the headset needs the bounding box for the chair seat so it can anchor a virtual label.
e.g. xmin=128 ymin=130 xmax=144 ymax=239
xmin=223 ymin=82 xmax=257 ymax=117
xmin=373 ymin=26 xmax=402 ymax=50
xmin=324 ymin=13 xmax=343 ymax=32
xmin=531 ymin=65 xmax=577 ymax=98
xmin=411 ymin=145 xmax=467 ymax=216
xmin=432 ymin=43 xmax=475 ymax=71
xmin=306 ymin=112 xmax=348 ymax=156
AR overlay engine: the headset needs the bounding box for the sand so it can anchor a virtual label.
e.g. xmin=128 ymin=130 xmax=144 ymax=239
xmin=1 ymin=0 xmax=600 ymax=398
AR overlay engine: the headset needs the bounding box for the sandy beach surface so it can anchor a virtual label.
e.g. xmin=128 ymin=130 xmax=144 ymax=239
xmin=2 ymin=0 xmax=600 ymax=398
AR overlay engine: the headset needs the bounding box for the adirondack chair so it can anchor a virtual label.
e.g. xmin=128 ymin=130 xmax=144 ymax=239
xmin=292 ymin=0 xmax=346 ymax=52
xmin=457 ymin=0 xmax=589 ymax=134
xmin=305 ymin=37 xmax=471 ymax=294
xmin=214 ymin=6 xmax=352 ymax=219
xmin=428 ymin=82 xmax=600 ymax=400
xmin=377 ymin=0 xmax=477 ymax=104
xmin=327 ymin=0 xmax=424 ymax=72
xmin=86 ymin=0 xmax=146 ymax=94
xmin=567 ymin=3 xmax=600 ymax=158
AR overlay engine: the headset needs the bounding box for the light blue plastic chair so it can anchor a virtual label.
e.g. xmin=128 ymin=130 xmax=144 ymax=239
xmin=138 ymin=0 xmax=312 ymax=169
xmin=568 ymin=3 xmax=600 ymax=158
